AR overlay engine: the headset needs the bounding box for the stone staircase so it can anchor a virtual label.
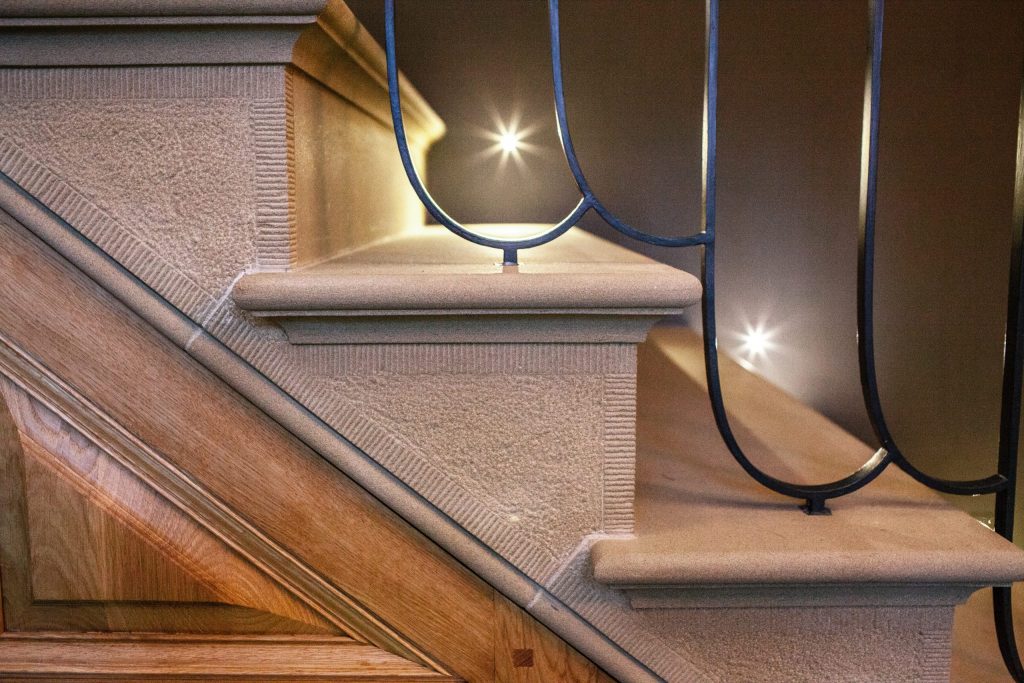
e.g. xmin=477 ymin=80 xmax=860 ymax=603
xmin=0 ymin=2 xmax=1022 ymax=681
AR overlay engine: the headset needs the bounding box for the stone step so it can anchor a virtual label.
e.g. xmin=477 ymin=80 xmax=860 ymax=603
xmin=232 ymin=224 xmax=700 ymax=343
xmin=588 ymin=326 xmax=1024 ymax=681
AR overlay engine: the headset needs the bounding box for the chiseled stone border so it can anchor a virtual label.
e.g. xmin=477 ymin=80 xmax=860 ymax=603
xmin=0 ymin=66 xmax=283 ymax=100
xmin=603 ymin=373 xmax=636 ymax=533
xmin=253 ymin=94 xmax=293 ymax=269
xmin=304 ymin=342 xmax=636 ymax=376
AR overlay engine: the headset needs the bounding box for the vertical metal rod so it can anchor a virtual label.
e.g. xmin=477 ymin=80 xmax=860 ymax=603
xmin=856 ymin=0 xmax=884 ymax=439
xmin=993 ymin=49 xmax=1024 ymax=682
xmin=701 ymin=0 xmax=717 ymax=243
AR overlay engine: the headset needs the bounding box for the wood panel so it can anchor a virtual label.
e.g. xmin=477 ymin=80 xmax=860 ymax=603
xmin=0 ymin=374 xmax=339 ymax=636
xmin=0 ymin=210 xmax=615 ymax=680
xmin=0 ymin=633 xmax=450 ymax=681
xmin=493 ymin=593 xmax=615 ymax=683
xmin=22 ymin=441 xmax=217 ymax=604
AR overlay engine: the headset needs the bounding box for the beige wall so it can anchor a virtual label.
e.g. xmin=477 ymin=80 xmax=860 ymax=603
xmin=348 ymin=0 xmax=1024 ymax=523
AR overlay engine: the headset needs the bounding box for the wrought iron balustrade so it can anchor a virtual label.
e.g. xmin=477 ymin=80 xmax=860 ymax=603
xmin=384 ymin=0 xmax=1024 ymax=678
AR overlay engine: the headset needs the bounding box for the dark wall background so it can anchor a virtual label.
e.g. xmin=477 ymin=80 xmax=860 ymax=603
xmin=347 ymin=0 xmax=1024 ymax=521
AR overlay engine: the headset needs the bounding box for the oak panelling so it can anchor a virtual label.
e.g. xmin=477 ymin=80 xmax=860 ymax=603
xmin=0 ymin=378 xmax=31 ymax=631
xmin=0 ymin=377 xmax=339 ymax=635
xmin=493 ymin=593 xmax=616 ymax=683
xmin=0 ymin=324 xmax=437 ymax=664
xmin=10 ymin=381 xmax=332 ymax=631
xmin=22 ymin=441 xmax=216 ymax=603
xmin=0 ymin=632 xmax=452 ymax=681
xmin=0 ymin=209 xmax=614 ymax=680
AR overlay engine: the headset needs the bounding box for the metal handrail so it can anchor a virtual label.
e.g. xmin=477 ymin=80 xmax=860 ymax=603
xmin=384 ymin=0 xmax=1024 ymax=678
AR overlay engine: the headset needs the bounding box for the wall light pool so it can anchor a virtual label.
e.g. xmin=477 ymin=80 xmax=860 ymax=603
xmin=735 ymin=322 xmax=779 ymax=371
xmin=476 ymin=111 xmax=541 ymax=170
xmin=499 ymin=131 xmax=521 ymax=153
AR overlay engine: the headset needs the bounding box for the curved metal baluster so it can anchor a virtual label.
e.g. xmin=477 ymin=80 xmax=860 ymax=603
xmin=547 ymin=0 xmax=709 ymax=248
xmin=991 ymin=45 xmax=1024 ymax=681
xmin=384 ymin=0 xmax=592 ymax=265
xmin=994 ymin=255 xmax=1024 ymax=680
xmin=855 ymin=0 xmax=1008 ymax=496
xmin=703 ymin=246 xmax=893 ymax=515
xmin=847 ymin=1 xmax=1023 ymax=674
xmin=696 ymin=0 xmax=893 ymax=515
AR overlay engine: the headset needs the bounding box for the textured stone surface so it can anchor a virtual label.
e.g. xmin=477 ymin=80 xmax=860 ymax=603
xmin=1 ymin=98 xmax=256 ymax=287
xmin=202 ymin=293 xmax=638 ymax=578
xmin=0 ymin=67 xmax=281 ymax=319
xmin=0 ymin=66 xmax=641 ymax=583
xmin=647 ymin=605 xmax=953 ymax=682
xmin=325 ymin=362 xmax=609 ymax=567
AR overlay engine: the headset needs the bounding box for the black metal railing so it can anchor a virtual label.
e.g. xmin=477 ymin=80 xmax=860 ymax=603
xmin=385 ymin=0 xmax=1024 ymax=678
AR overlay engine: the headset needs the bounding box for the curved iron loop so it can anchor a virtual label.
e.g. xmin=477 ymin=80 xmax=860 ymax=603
xmin=547 ymin=0 xmax=710 ymax=248
xmin=384 ymin=0 xmax=592 ymax=264
xmin=703 ymin=247 xmax=895 ymax=515
xmin=855 ymin=0 xmax=1009 ymax=496
xmin=856 ymin=1 xmax=1024 ymax=677
xmin=692 ymin=0 xmax=895 ymax=514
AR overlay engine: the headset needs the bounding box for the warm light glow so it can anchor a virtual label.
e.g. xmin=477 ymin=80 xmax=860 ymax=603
xmin=499 ymin=131 xmax=521 ymax=153
xmin=735 ymin=320 xmax=779 ymax=369
xmin=740 ymin=326 xmax=772 ymax=358
xmin=475 ymin=110 xmax=541 ymax=170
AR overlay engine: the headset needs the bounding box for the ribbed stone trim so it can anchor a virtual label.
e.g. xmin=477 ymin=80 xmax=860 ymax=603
xmin=308 ymin=343 xmax=636 ymax=376
xmin=604 ymin=372 xmax=636 ymax=533
xmin=253 ymin=94 xmax=293 ymax=269
xmin=0 ymin=66 xmax=284 ymax=100
xmin=920 ymin=627 xmax=953 ymax=682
